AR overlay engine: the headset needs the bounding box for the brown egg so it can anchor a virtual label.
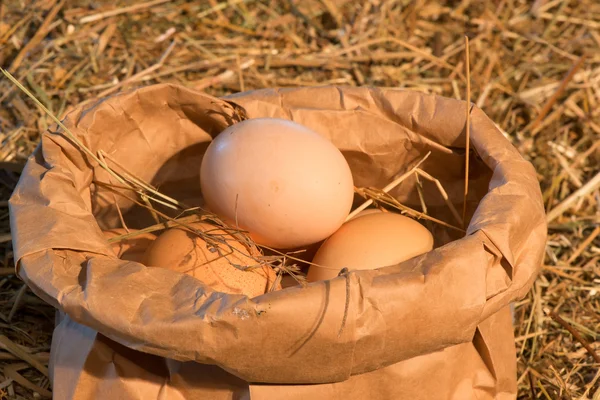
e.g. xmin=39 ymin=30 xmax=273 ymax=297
xmin=103 ymin=228 xmax=157 ymax=262
xmin=200 ymin=118 xmax=354 ymax=249
xmin=307 ymin=212 xmax=434 ymax=282
xmin=142 ymin=223 xmax=279 ymax=297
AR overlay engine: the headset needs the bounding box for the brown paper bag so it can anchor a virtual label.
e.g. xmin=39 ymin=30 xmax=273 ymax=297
xmin=9 ymin=85 xmax=547 ymax=399
xmin=50 ymin=312 xmax=250 ymax=400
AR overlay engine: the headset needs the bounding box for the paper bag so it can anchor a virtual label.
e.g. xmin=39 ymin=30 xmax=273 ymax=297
xmin=9 ymin=85 xmax=547 ymax=399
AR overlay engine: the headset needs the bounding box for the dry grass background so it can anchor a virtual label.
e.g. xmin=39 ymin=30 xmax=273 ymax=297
xmin=0 ymin=0 xmax=599 ymax=398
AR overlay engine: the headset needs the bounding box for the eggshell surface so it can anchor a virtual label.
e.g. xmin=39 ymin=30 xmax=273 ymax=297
xmin=200 ymin=118 xmax=354 ymax=249
xmin=142 ymin=223 xmax=279 ymax=297
xmin=307 ymin=212 xmax=434 ymax=282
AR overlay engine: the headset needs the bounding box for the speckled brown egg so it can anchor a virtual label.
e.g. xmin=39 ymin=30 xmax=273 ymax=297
xmin=142 ymin=223 xmax=279 ymax=297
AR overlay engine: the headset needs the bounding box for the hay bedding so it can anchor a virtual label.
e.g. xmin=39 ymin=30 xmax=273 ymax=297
xmin=0 ymin=1 xmax=598 ymax=398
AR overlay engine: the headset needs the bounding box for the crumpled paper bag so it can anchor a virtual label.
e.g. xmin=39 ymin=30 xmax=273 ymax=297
xmin=9 ymin=84 xmax=547 ymax=399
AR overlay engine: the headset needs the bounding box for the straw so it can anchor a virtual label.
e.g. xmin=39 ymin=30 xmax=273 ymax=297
xmin=1 ymin=1 xmax=599 ymax=397
xmin=79 ymin=0 xmax=173 ymax=24
xmin=462 ymin=35 xmax=471 ymax=227
xmin=548 ymin=311 xmax=600 ymax=364
xmin=346 ymin=152 xmax=431 ymax=221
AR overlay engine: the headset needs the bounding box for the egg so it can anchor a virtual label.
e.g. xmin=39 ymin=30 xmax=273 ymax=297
xmin=306 ymin=212 xmax=434 ymax=282
xmin=142 ymin=222 xmax=279 ymax=297
xmin=200 ymin=118 xmax=354 ymax=249
xmin=103 ymin=228 xmax=157 ymax=262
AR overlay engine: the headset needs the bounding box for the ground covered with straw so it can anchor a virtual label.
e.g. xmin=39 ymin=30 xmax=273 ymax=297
xmin=0 ymin=1 xmax=599 ymax=399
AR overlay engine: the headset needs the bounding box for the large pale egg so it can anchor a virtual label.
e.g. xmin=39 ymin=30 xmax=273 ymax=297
xmin=142 ymin=223 xmax=279 ymax=297
xmin=306 ymin=212 xmax=434 ymax=282
xmin=200 ymin=118 xmax=354 ymax=249
xmin=103 ymin=228 xmax=157 ymax=262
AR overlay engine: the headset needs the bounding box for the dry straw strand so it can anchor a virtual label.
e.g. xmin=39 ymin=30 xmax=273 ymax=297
xmin=0 ymin=69 xmax=128 ymax=188
xmin=548 ymin=311 xmax=600 ymax=364
xmin=79 ymin=0 xmax=173 ymax=24
xmin=462 ymin=35 xmax=471 ymax=227
xmin=0 ymin=335 xmax=48 ymax=378
xmin=528 ymin=54 xmax=587 ymax=133
xmin=547 ymin=171 xmax=600 ymax=223
xmin=357 ymin=187 xmax=465 ymax=233
xmin=346 ymin=151 xmax=431 ymax=221
xmin=415 ymin=168 xmax=463 ymax=226
xmin=98 ymin=150 xmax=188 ymax=209
xmin=566 ymin=225 xmax=600 ymax=264
xmin=9 ymin=0 xmax=65 ymax=72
